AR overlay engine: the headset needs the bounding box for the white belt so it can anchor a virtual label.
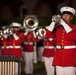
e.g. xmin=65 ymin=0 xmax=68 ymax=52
xmin=56 ymin=45 xmax=76 ymax=49
xmin=44 ymin=38 xmax=53 ymax=41
xmin=49 ymin=38 xmax=53 ymax=41
xmin=24 ymin=42 xmax=33 ymax=45
xmin=44 ymin=46 xmax=54 ymax=49
xmin=2 ymin=46 xmax=21 ymax=49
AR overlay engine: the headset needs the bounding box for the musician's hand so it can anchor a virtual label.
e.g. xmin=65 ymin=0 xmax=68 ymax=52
xmin=52 ymin=15 xmax=61 ymax=23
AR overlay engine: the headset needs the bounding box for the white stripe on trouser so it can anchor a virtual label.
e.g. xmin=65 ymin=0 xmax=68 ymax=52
xmin=56 ymin=66 xmax=75 ymax=75
xmin=24 ymin=52 xmax=34 ymax=74
xmin=33 ymin=46 xmax=37 ymax=63
xmin=15 ymin=62 xmax=18 ymax=75
xmin=37 ymin=47 xmax=44 ymax=62
xmin=43 ymin=57 xmax=55 ymax=75
xmin=75 ymin=67 xmax=76 ymax=75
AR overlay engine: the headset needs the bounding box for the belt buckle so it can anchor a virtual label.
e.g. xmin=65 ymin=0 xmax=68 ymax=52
xmin=13 ymin=46 xmax=15 ymax=48
xmin=61 ymin=46 xmax=64 ymax=49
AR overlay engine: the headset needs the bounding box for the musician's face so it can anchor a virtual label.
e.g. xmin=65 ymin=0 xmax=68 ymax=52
xmin=12 ymin=27 xmax=20 ymax=33
xmin=61 ymin=14 xmax=73 ymax=23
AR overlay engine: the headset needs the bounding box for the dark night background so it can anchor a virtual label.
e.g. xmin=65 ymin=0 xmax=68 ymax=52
xmin=0 ymin=0 xmax=75 ymax=25
xmin=0 ymin=0 xmax=65 ymax=18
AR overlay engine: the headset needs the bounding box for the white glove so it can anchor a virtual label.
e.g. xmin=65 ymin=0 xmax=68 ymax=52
xmin=36 ymin=31 xmax=39 ymax=36
xmin=24 ymin=31 xmax=28 ymax=36
xmin=46 ymin=21 xmax=56 ymax=31
xmin=12 ymin=34 xmax=19 ymax=40
xmin=3 ymin=34 xmax=8 ymax=38
xmin=60 ymin=19 xmax=72 ymax=33
xmin=46 ymin=15 xmax=60 ymax=32
xmin=24 ymin=28 xmax=29 ymax=36
xmin=33 ymin=31 xmax=36 ymax=38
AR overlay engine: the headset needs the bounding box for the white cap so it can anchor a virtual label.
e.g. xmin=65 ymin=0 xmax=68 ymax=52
xmin=11 ymin=22 xmax=22 ymax=28
xmin=60 ymin=6 xmax=76 ymax=15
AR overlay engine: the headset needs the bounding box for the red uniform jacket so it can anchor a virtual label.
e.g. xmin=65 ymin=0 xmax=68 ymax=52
xmin=1 ymin=37 xmax=9 ymax=55
xmin=23 ymin=31 xmax=37 ymax=52
xmin=1 ymin=32 xmax=24 ymax=58
xmin=42 ymin=30 xmax=55 ymax=57
xmin=51 ymin=24 xmax=76 ymax=66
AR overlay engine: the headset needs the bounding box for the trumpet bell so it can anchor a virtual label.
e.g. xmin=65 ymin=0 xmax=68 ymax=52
xmin=36 ymin=27 xmax=46 ymax=38
xmin=23 ymin=15 xmax=38 ymax=31
xmin=52 ymin=15 xmax=61 ymax=22
xmin=2 ymin=26 xmax=13 ymax=35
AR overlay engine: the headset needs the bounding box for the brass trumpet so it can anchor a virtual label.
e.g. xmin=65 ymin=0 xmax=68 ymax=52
xmin=52 ymin=15 xmax=61 ymax=23
xmin=1 ymin=26 xmax=13 ymax=36
xmin=36 ymin=27 xmax=46 ymax=38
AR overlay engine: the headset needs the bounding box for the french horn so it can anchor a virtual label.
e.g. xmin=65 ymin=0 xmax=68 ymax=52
xmin=23 ymin=15 xmax=38 ymax=31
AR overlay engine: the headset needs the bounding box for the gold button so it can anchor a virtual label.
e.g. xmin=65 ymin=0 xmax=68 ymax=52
xmin=62 ymin=36 xmax=64 ymax=38
xmin=62 ymin=40 xmax=64 ymax=42
xmin=61 ymin=42 xmax=64 ymax=45
xmin=62 ymin=33 xmax=64 ymax=35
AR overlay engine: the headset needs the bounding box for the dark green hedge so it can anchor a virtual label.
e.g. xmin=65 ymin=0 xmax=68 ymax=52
xmin=0 ymin=16 xmax=76 ymax=27
xmin=71 ymin=16 xmax=76 ymax=24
